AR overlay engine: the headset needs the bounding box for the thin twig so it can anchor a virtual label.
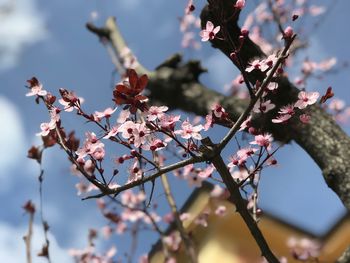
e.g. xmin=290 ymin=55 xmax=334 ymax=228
xmin=217 ymin=35 xmax=296 ymax=152
xmin=161 ymin=174 xmax=198 ymax=263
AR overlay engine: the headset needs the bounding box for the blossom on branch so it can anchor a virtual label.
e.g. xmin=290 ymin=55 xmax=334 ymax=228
xmin=200 ymin=21 xmax=220 ymax=42
xmin=294 ymin=91 xmax=320 ymax=109
xmin=26 ymin=77 xmax=47 ymax=97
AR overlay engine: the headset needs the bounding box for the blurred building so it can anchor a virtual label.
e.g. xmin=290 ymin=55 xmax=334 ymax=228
xmin=149 ymin=183 xmax=350 ymax=263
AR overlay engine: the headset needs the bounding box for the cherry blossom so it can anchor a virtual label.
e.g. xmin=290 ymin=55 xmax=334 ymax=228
xmin=103 ymin=125 xmax=120 ymax=139
xmin=283 ymin=26 xmax=294 ymax=38
xmin=278 ymin=104 xmax=295 ymax=116
xmin=250 ymin=133 xmax=273 ymax=149
xmin=228 ymin=147 xmax=258 ymax=168
xmin=118 ymin=121 xmax=136 ymax=139
xmin=212 ymin=104 xmax=227 ymax=118
xmin=58 ymin=96 xmax=84 ymax=112
xmin=159 ymin=114 xmax=181 ymax=131
xmin=294 ymin=91 xmax=320 ymax=109
xmin=185 ymin=0 xmax=195 ymax=14
xmin=246 ymin=59 xmax=262 ymax=72
xmin=76 ymin=132 xmax=105 ymax=161
xmin=231 ymin=168 xmax=249 ymax=182
xmin=93 ymin=107 xmax=117 ymax=121
xmin=210 ymin=185 xmax=225 ymax=198
xmin=329 ymin=98 xmax=345 ymax=112
xmin=195 ymin=211 xmax=209 ymax=227
xmin=36 ymin=121 xmax=56 ymax=137
xmin=253 ymin=100 xmax=276 ymax=113
xmin=234 ymin=0 xmax=246 ymax=9
xmin=239 ymin=115 xmax=252 ymax=131
xmin=214 ymin=205 xmax=227 ymax=216
xmin=146 ymin=106 xmax=168 ymax=121
xmin=272 ymin=114 xmax=292 ymax=124
xmin=198 ymin=165 xmax=215 ymax=178
xmin=199 ymin=21 xmax=220 ymax=42
xmin=299 ymin=114 xmax=311 ymax=124
xmin=287 ymin=237 xmax=321 ymax=261
xmin=175 ymin=119 xmax=204 ymax=140
xmin=133 ymin=123 xmax=150 ymax=148
xmin=26 ymin=77 xmax=47 ymax=97
xmin=163 ymin=231 xmax=182 ymax=251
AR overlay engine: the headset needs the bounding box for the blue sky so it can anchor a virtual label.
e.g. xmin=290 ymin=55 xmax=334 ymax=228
xmin=0 ymin=0 xmax=349 ymax=261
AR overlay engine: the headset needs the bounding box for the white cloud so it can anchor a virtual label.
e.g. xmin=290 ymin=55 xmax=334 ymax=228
xmin=0 ymin=96 xmax=26 ymax=187
xmin=0 ymin=0 xmax=47 ymax=70
xmin=0 ymin=222 xmax=72 ymax=263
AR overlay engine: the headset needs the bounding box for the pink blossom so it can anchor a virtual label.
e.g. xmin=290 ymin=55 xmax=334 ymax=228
xmin=250 ymin=133 xmax=273 ymax=149
xmin=317 ymin=57 xmax=337 ymax=71
xmin=284 ymin=26 xmax=294 ymax=38
xmin=267 ymin=82 xmax=278 ymax=91
xmin=228 ymin=147 xmax=258 ymax=168
xmin=58 ymin=97 xmax=84 ymax=112
xmin=272 ymin=114 xmax=292 ymax=123
xmin=231 ymin=168 xmax=249 ymax=182
xmin=75 ymin=181 xmax=98 ymax=196
xmin=180 ymin=14 xmax=200 ymax=32
xmin=26 ymin=82 xmax=47 ymax=97
xmin=175 ymin=119 xmax=203 ymax=140
xmin=204 ymin=113 xmax=214 ymax=131
xmin=198 ymin=165 xmax=215 ymax=178
xmin=287 ymin=237 xmax=321 ymax=261
xmin=36 ymin=121 xmax=56 ymax=137
xmin=199 ymin=21 xmax=220 ymax=42
xmin=279 ymin=104 xmax=295 ymax=115
xmin=117 ymin=109 xmax=131 ymax=123
xmin=118 ymin=121 xmax=136 ymax=139
xmin=212 ymin=104 xmax=227 ymax=118
xmin=143 ymin=137 xmax=166 ymax=151
xmin=180 ymin=212 xmax=191 ymax=222
xmin=121 ymin=209 xmax=144 ymax=222
xmin=181 ymin=32 xmax=201 ymax=50
xmin=246 ymin=59 xmax=262 ymax=72
xmin=239 ymin=115 xmax=252 ymax=131
xmin=185 ymin=0 xmax=195 ymax=14
xmin=76 ymin=132 xmax=105 ymax=161
xmin=294 ymin=91 xmax=320 ymax=109
xmin=309 ymin=5 xmax=326 ymax=16
xmin=146 ymin=106 xmax=168 ymax=121
xmin=253 ymin=100 xmax=276 ymax=113
xmin=103 ymin=125 xmax=120 ymax=139
xmin=127 ymin=159 xmax=142 ymax=183
xmin=121 ymin=190 xmax=145 ymax=208
xmin=93 ymin=107 xmax=117 ymax=121
xmin=195 ymin=211 xmax=209 ymax=227
xmin=263 ymin=54 xmax=278 ymax=71
xmin=133 ymin=123 xmax=150 ymax=148
xmin=210 ymin=185 xmax=225 ymax=198
xmin=159 ymin=114 xmax=181 ymax=131
xmin=234 ymin=0 xmax=245 ymax=9
xmin=329 ymin=98 xmax=345 ymax=112
xmin=186 ymin=173 xmax=203 ymax=187
xmin=163 ymin=213 xmax=174 ymax=224
xmin=299 ymin=114 xmax=311 ymax=124
xmin=49 ymin=107 xmax=61 ymax=123
xmin=215 ymin=205 xmax=227 ymax=216
xmin=163 ymin=232 xmax=181 ymax=251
